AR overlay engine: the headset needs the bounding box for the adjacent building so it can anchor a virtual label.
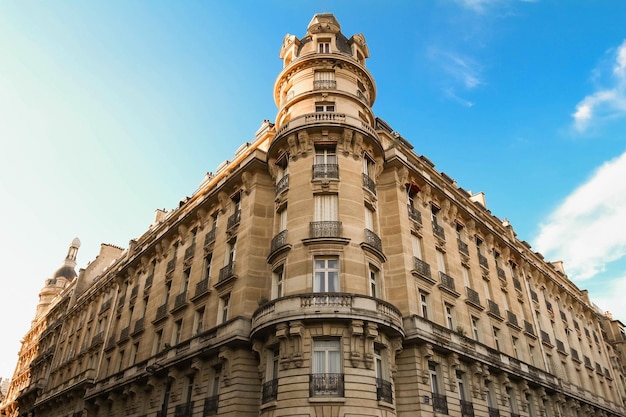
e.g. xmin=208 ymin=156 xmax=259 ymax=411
xmin=2 ymin=13 xmax=625 ymax=417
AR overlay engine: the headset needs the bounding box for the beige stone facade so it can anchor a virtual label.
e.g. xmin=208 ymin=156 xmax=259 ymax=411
xmin=2 ymin=12 xmax=626 ymax=417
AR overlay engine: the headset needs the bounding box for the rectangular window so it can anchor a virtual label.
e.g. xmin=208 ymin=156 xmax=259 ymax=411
xmin=225 ymin=239 xmax=236 ymax=266
xmin=364 ymin=206 xmax=374 ymax=231
xmin=314 ymin=257 xmax=339 ymax=292
xmin=462 ymin=266 xmax=471 ymax=288
xmin=412 ymin=234 xmax=423 ymax=259
xmin=315 ymin=102 xmax=335 ymax=112
xmin=182 ymin=267 xmax=191 ymax=293
xmin=311 ymin=339 xmax=342 ymax=396
xmin=512 ymin=336 xmax=519 ymax=358
xmin=471 ymin=316 xmax=480 ymax=341
xmin=315 ymin=145 xmax=337 ymax=165
xmin=272 ymin=265 xmax=284 ymax=299
xmin=362 ymin=153 xmax=375 ymax=177
xmin=278 ymin=206 xmax=288 ymax=232
xmin=456 ymin=370 xmax=467 ymax=401
xmin=193 ymin=307 xmax=205 ymax=335
xmin=130 ymin=342 xmax=139 ymax=366
xmin=219 ymin=294 xmax=231 ymax=324
xmin=118 ymin=350 xmax=125 ymax=373
xmin=419 ymin=291 xmax=430 ymax=320
xmin=203 ymin=253 xmax=212 ymax=281
xmin=436 ymin=249 xmax=447 ymax=273
xmin=445 ymin=303 xmax=454 ymax=330
xmin=369 ymin=264 xmax=379 ymax=298
xmin=314 ymin=70 xmax=336 ymax=89
xmin=153 ymin=330 xmax=162 ymax=355
xmin=429 ymin=361 xmax=440 ymax=394
xmin=493 ymin=327 xmax=501 ymax=351
xmin=317 ymin=42 xmax=331 ymax=54
xmin=173 ymin=319 xmax=183 ymax=345
xmin=314 ymin=194 xmax=338 ymax=221
xmin=313 ymin=145 xmax=338 ymax=180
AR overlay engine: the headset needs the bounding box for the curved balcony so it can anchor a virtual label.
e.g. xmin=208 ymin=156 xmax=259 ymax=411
xmin=275 ymin=112 xmax=377 ymax=140
xmin=251 ymin=293 xmax=404 ymax=338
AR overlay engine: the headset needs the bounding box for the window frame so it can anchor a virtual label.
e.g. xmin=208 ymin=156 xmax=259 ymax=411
xmin=313 ymin=256 xmax=340 ymax=293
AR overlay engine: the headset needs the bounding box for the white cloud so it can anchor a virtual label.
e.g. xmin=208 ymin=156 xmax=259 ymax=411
xmin=428 ymin=48 xmax=484 ymax=106
xmin=455 ymin=0 xmax=537 ymax=13
xmin=534 ymin=151 xmax=626 ymax=281
xmin=572 ymin=40 xmax=626 ymax=132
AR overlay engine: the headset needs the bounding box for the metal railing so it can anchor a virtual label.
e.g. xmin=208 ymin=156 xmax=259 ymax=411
xmin=512 ymin=277 xmax=522 ymax=292
xmin=541 ymin=330 xmax=551 ymax=345
xmin=313 ymin=79 xmax=337 ymax=89
xmin=173 ymin=292 xmax=187 ymax=310
xmin=408 ymin=205 xmax=422 ymax=223
xmin=166 ymin=258 xmax=176 ymax=273
xmin=466 ymin=287 xmax=481 ymax=306
xmin=262 ymin=379 xmax=278 ymax=403
xmin=132 ymin=318 xmax=144 ymax=335
xmin=174 ymin=401 xmax=193 ymax=417
xmin=376 ymin=378 xmax=393 ymax=403
xmin=362 ymin=173 xmax=376 ymax=194
xmin=439 ymin=272 xmax=456 ymax=292
xmin=364 ymin=229 xmax=383 ymax=252
xmin=496 ymin=267 xmax=506 ymax=280
xmin=432 ymin=392 xmax=448 ymax=414
xmin=570 ymin=348 xmax=580 ymax=362
xmin=203 ymin=395 xmax=218 ymax=416
xmin=530 ymin=290 xmax=539 ymax=303
xmin=154 ymin=304 xmax=168 ymax=322
xmin=312 ymin=163 xmax=339 ymax=180
xmin=413 ymin=257 xmax=431 ymax=279
xmin=271 ymin=230 xmax=288 ymax=253
xmin=219 ymin=262 xmax=236 ymax=282
xmin=204 ymin=229 xmax=216 ymax=246
xmin=195 ymin=278 xmax=210 ymax=298
xmin=457 ymin=239 xmax=469 ymax=255
xmin=432 ymin=223 xmax=446 ymax=240
xmin=478 ymin=254 xmax=489 ymax=269
xmin=506 ymin=310 xmax=519 ymax=327
xmin=309 ymin=373 xmax=344 ymax=397
xmin=488 ymin=407 xmax=501 ymax=417
xmin=145 ymin=274 xmax=154 ymax=290
xmin=524 ymin=320 xmax=535 ymax=336
xmin=275 ymin=174 xmax=289 ymax=195
xmin=461 ymin=400 xmax=475 ymax=417
xmin=184 ymin=244 xmax=195 ymax=260
xmin=310 ymin=221 xmax=342 ymax=238
xmin=556 ymin=339 xmax=566 ymax=353
xmin=227 ymin=209 xmax=241 ymax=229
xmin=487 ymin=299 xmax=501 ymax=317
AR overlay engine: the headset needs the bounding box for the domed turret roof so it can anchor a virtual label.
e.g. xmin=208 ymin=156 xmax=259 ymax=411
xmin=51 ymin=265 xmax=78 ymax=280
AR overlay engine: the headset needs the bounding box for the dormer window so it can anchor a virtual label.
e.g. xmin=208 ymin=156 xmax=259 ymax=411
xmin=318 ymin=41 xmax=331 ymax=54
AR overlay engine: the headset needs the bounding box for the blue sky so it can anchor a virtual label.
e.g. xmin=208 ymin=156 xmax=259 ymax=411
xmin=1 ymin=0 xmax=626 ymax=378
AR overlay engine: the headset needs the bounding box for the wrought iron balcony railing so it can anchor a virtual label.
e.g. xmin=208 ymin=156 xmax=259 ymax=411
xmin=275 ymin=174 xmax=289 ymax=195
xmin=227 ymin=209 xmax=241 ymax=230
xmin=413 ymin=257 xmax=431 ymax=279
xmin=432 ymin=392 xmax=448 ymax=414
xmin=583 ymin=355 xmax=592 ymax=369
xmin=132 ymin=317 xmax=145 ymax=335
xmin=364 ymin=229 xmax=383 ymax=252
xmin=173 ymin=292 xmax=188 ymax=310
xmin=376 ymin=378 xmax=393 ymax=403
xmin=457 ymin=239 xmax=469 ymax=255
xmin=310 ymin=373 xmax=344 ymax=397
xmin=570 ymin=348 xmax=580 ymax=362
xmin=439 ymin=272 xmax=456 ymax=292
xmin=556 ymin=339 xmax=566 ymax=353
xmin=478 ymin=254 xmax=489 ymax=269
xmin=174 ymin=401 xmax=193 ymax=417
xmin=541 ymin=330 xmax=551 ymax=346
xmin=506 ymin=310 xmax=519 ymax=327
xmin=488 ymin=407 xmax=501 ymax=417
xmin=262 ymin=378 xmax=278 ymax=403
xmin=496 ymin=266 xmax=506 ymax=280
xmin=312 ymin=163 xmax=339 ymax=180
xmin=119 ymin=326 xmax=130 ymax=343
xmin=512 ymin=277 xmax=522 ymax=292
xmin=530 ymin=289 xmax=539 ymax=303
xmin=432 ymin=223 xmax=445 ymax=240
xmin=184 ymin=244 xmax=196 ymax=260
xmin=166 ymin=258 xmax=176 ymax=274
xmin=194 ymin=278 xmax=210 ymax=298
xmin=203 ymin=395 xmax=218 ymax=416
xmin=487 ymin=299 xmax=501 ymax=318
xmin=204 ymin=228 xmax=216 ymax=246
xmin=145 ymin=274 xmax=154 ymax=290
xmin=154 ymin=303 xmax=168 ymax=322
xmin=130 ymin=285 xmax=139 ymax=300
xmin=270 ymin=230 xmax=288 ymax=253
xmin=466 ymin=287 xmax=481 ymax=306
xmin=362 ymin=173 xmax=376 ymax=194
xmin=461 ymin=400 xmax=475 ymax=417
xmin=523 ymin=320 xmax=535 ymax=336
xmin=310 ymin=221 xmax=342 ymax=238
xmin=408 ymin=205 xmax=422 ymax=224
xmin=219 ymin=262 xmax=236 ymax=282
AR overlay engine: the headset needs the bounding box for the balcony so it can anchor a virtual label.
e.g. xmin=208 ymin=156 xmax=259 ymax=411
xmin=131 ymin=318 xmax=145 ymax=336
xmin=487 ymin=299 xmax=502 ymax=319
xmin=496 ymin=266 xmax=506 ymax=280
xmin=506 ymin=310 xmax=520 ymax=328
xmin=541 ymin=330 xmax=552 ymax=347
xmin=488 ymin=407 xmax=500 ymax=417
xmin=172 ymin=292 xmax=188 ymax=312
xmin=457 ymin=239 xmax=469 ymax=256
xmin=203 ymin=396 xmax=218 ymax=416
xmin=362 ymin=173 xmax=376 ymax=194
xmin=117 ymin=295 xmax=126 ymax=312
xmin=432 ymin=223 xmax=445 ymax=240
xmin=523 ymin=320 xmax=535 ymax=337
xmin=130 ymin=285 xmax=139 ymax=300
xmin=512 ymin=277 xmax=522 ymax=292
xmin=595 ymin=363 xmax=603 ymax=375
xmin=530 ymin=290 xmax=539 ymax=303
xmin=91 ymin=332 xmax=104 ymax=348
xmin=154 ymin=303 xmax=168 ymax=323
xmin=227 ymin=210 xmax=241 ymax=230
xmin=570 ymin=348 xmax=580 ymax=362
xmin=408 ymin=205 xmax=422 ymax=224
xmin=556 ymin=339 xmax=566 ymax=354
xmin=275 ymin=112 xmax=377 ymax=141
xmin=174 ymin=401 xmax=193 ymax=417
xmin=270 ymin=230 xmax=288 ymax=253
xmin=99 ymin=299 xmax=111 ymax=314
xmin=310 ymin=373 xmax=344 ymax=397
xmin=252 ymin=293 xmax=404 ymax=339
xmin=412 ymin=257 xmax=433 ymax=282
xmin=461 ymin=400 xmax=475 ymax=417
xmin=465 ymin=287 xmax=482 ymax=309
xmin=184 ymin=244 xmax=196 ymax=260
xmin=313 ymin=79 xmax=337 ymax=89
xmin=143 ymin=276 xmax=153 ymax=294
xmin=432 ymin=392 xmax=448 ymax=414
xmin=118 ymin=326 xmax=130 ymax=344
xmin=376 ymin=378 xmax=393 ymax=403
xmin=478 ymin=254 xmax=489 ymax=269
xmin=262 ymin=379 xmax=278 ymax=404
xmin=204 ymin=229 xmax=216 ymax=246
xmin=166 ymin=258 xmax=177 ymax=274
xmin=275 ymin=174 xmax=289 ymax=195
xmin=364 ymin=229 xmax=383 ymax=253
xmin=309 ymin=221 xmax=342 ymax=238
xmin=584 ymin=355 xmax=592 ymax=369
xmin=193 ymin=278 xmax=211 ymax=300
xmin=218 ymin=262 xmax=236 ymax=284
xmin=439 ymin=272 xmax=459 ymax=297
xmin=312 ymin=163 xmax=339 ymax=180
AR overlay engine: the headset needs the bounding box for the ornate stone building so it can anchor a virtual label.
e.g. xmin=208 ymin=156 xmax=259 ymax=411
xmin=2 ymin=12 xmax=626 ymax=417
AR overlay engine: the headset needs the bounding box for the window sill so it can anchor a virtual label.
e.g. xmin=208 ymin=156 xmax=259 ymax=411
xmin=308 ymin=397 xmax=345 ymax=404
